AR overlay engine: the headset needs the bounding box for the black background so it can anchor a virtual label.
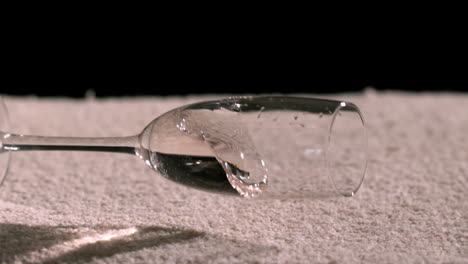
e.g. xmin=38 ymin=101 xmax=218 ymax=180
xmin=2 ymin=78 xmax=466 ymax=97
xmin=3 ymin=52 xmax=466 ymax=97
xmin=3 ymin=44 xmax=465 ymax=97
xmin=3 ymin=69 xmax=465 ymax=97
xmin=2 ymin=18 xmax=466 ymax=97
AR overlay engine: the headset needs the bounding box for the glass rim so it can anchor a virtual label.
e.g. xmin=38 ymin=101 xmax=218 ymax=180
xmin=326 ymin=101 xmax=368 ymax=197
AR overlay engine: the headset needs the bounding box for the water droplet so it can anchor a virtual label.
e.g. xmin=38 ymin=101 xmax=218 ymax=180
xmin=257 ymin=106 xmax=265 ymax=119
xmin=177 ymin=121 xmax=188 ymax=132
xmin=228 ymin=103 xmax=242 ymax=112
xmin=319 ymin=112 xmax=323 ymax=118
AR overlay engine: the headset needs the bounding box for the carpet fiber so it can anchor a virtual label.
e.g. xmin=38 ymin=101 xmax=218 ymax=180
xmin=1 ymin=91 xmax=467 ymax=263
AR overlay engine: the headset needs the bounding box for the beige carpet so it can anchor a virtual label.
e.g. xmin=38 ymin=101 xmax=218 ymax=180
xmin=0 ymin=91 xmax=467 ymax=263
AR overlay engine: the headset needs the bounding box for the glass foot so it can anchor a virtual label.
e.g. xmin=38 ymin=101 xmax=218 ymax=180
xmin=0 ymin=97 xmax=11 ymax=186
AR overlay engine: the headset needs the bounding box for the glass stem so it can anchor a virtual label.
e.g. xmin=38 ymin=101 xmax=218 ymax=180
xmin=0 ymin=133 xmax=140 ymax=155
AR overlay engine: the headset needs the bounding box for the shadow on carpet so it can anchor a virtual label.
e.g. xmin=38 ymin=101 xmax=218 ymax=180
xmin=0 ymin=224 xmax=203 ymax=263
xmin=0 ymin=223 xmax=279 ymax=263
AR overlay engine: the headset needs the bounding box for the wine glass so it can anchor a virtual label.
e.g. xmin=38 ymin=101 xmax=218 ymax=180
xmin=0 ymin=96 xmax=367 ymax=198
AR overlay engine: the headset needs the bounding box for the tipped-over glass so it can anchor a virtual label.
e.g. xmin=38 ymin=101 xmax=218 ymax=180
xmin=0 ymin=96 xmax=367 ymax=199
